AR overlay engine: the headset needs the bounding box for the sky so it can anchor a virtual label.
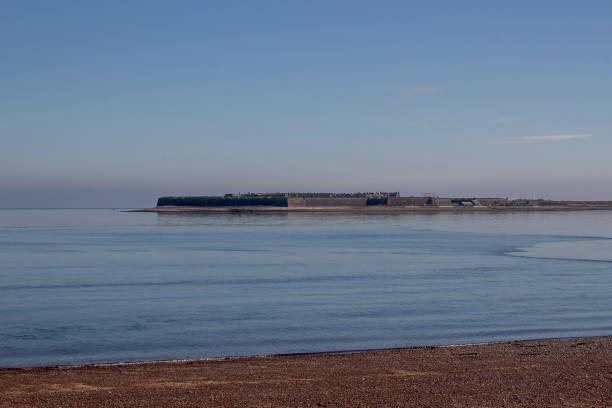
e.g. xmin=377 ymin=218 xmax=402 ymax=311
xmin=1 ymin=1 xmax=611 ymax=207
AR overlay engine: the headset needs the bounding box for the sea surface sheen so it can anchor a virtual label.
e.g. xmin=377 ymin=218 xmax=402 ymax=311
xmin=1 ymin=209 xmax=611 ymax=368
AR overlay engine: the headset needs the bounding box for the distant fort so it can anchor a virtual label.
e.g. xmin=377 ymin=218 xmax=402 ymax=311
xmin=154 ymin=192 xmax=612 ymax=210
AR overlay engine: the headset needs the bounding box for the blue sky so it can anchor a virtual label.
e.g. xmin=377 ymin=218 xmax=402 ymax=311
xmin=1 ymin=1 xmax=611 ymax=207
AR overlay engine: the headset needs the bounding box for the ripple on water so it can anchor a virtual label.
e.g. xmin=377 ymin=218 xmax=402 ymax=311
xmin=509 ymin=240 xmax=612 ymax=263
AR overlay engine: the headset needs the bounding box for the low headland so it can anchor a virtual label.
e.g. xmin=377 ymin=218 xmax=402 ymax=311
xmin=2 ymin=337 xmax=610 ymax=407
xmin=133 ymin=192 xmax=612 ymax=213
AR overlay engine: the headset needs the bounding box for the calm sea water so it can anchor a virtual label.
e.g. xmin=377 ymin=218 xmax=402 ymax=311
xmin=1 ymin=209 xmax=611 ymax=368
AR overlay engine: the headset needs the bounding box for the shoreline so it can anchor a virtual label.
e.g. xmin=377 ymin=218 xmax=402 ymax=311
xmin=2 ymin=334 xmax=611 ymax=371
xmin=129 ymin=205 xmax=612 ymax=214
xmin=2 ymin=336 xmax=611 ymax=406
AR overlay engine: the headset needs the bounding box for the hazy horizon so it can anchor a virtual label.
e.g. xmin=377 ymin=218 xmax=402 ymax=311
xmin=2 ymin=1 xmax=611 ymax=208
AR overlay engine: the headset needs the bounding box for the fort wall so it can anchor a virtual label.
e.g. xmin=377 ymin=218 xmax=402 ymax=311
xmin=154 ymin=194 xmax=612 ymax=210
xmin=387 ymin=197 xmax=431 ymax=206
xmin=289 ymin=197 xmax=368 ymax=207
xmin=159 ymin=196 xmax=369 ymax=208
xmin=157 ymin=196 xmax=288 ymax=207
xmin=287 ymin=197 xmax=306 ymax=207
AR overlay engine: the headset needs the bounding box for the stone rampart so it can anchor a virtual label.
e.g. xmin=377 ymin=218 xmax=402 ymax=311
xmin=157 ymin=196 xmax=288 ymax=207
xmin=287 ymin=197 xmax=306 ymax=207
xmin=387 ymin=197 xmax=431 ymax=206
xmin=288 ymin=197 xmax=368 ymax=207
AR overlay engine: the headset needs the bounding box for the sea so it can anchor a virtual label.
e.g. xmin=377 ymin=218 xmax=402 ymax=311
xmin=1 ymin=209 xmax=611 ymax=368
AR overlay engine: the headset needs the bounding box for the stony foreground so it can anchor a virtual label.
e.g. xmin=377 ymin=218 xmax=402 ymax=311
xmin=1 ymin=337 xmax=611 ymax=407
